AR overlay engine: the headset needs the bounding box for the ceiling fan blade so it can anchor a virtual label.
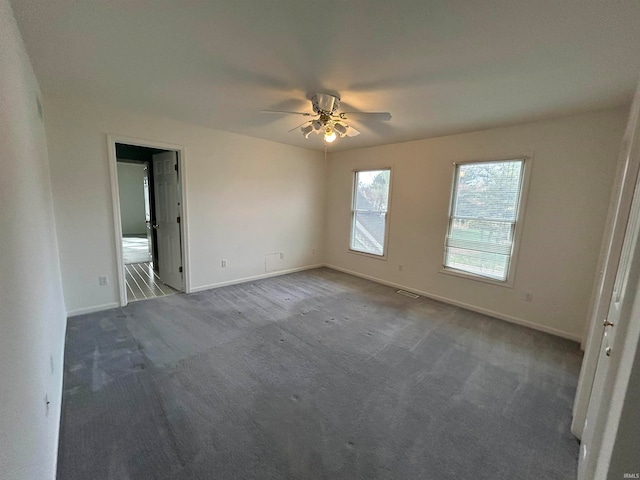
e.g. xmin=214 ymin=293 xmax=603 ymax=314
xmin=340 ymin=111 xmax=392 ymax=121
xmin=261 ymin=110 xmax=314 ymax=117
xmin=346 ymin=125 xmax=361 ymax=137
xmin=288 ymin=120 xmax=311 ymax=133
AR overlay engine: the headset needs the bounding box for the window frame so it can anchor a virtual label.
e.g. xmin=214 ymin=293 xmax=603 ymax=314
xmin=440 ymin=156 xmax=531 ymax=287
xmin=349 ymin=167 xmax=392 ymax=259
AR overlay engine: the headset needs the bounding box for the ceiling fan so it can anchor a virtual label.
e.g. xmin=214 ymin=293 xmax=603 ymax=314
xmin=262 ymin=93 xmax=392 ymax=143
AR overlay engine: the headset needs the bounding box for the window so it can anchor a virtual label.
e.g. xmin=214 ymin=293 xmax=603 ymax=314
xmin=350 ymin=169 xmax=391 ymax=256
xmin=444 ymin=159 xmax=526 ymax=282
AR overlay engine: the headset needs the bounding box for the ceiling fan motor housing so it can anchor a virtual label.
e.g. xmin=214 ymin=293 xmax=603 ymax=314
xmin=312 ymin=93 xmax=340 ymax=115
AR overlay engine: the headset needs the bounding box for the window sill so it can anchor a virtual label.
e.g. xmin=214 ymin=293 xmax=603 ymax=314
xmin=348 ymin=249 xmax=388 ymax=261
xmin=439 ymin=267 xmax=514 ymax=288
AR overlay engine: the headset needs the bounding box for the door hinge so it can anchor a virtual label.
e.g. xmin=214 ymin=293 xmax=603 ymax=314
xmin=174 ymin=163 xmax=178 ymax=172
xmin=177 ymin=216 xmax=181 ymax=224
xmin=179 ymin=266 xmax=183 ymax=273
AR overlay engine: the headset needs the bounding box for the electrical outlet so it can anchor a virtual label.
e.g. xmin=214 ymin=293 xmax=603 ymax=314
xmin=312 ymin=248 xmax=316 ymax=255
xmin=221 ymin=259 xmax=227 ymax=268
xmin=524 ymin=291 xmax=533 ymax=302
xmin=279 ymin=252 xmax=284 ymax=260
xmin=398 ymin=264 xmax=404 ymax=272
xmin=98 ymin=275 xmax=108 ymax=286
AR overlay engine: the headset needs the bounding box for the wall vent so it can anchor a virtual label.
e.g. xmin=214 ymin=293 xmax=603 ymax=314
xmin=396 ymin=289 xmax=419 ymax=299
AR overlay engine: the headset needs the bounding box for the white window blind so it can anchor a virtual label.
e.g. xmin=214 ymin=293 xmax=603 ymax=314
xmin=444 ymin=159 xmax=525 ymax=281
xmin=350 ymin=169 xmax=391 ymax=256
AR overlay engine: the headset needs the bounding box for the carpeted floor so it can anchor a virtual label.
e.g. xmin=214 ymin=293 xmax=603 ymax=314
xmin=57 ymin=268 xmax=582 ymax=480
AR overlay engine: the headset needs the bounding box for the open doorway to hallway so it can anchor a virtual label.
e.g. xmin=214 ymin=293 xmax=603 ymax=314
xmin=115 ymin=143 xmax=185 ymax=302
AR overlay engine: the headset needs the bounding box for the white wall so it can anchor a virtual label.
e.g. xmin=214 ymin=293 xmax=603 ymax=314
xmin=0 ymin=1 xmax=67 ymax=479
xmin=117 ymin=162 xmax=147 ymax=235
xmin=44 ymin=96 xmax=325 ymax=315
xmin=326 ymin=108 xmax=627 ymax=340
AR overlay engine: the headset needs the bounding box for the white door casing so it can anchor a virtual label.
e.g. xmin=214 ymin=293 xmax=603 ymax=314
xmin=153 ymin=151 xmax=183 ymax=291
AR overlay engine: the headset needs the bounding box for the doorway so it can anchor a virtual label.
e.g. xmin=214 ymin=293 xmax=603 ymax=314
xmin=117 ymin=160 xmax=152 ymax=264
xmin=108 ymin=137 xmax=189 ymax=305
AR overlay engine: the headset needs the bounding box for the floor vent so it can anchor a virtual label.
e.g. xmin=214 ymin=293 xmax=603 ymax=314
xmin=396 ymin=289 xmax=419 ymax=299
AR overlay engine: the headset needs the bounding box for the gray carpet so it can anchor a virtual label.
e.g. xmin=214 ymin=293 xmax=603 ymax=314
xmin=57 ymin=268 xmax=582 ymax=480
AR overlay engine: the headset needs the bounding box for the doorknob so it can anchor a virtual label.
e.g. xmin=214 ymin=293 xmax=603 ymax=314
xmin=603 ymin=319 xmax=615 ymax=327
xmin=605 ymin=347 xmax=612 ymax=357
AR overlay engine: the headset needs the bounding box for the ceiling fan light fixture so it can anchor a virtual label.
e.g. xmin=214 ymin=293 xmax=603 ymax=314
xmin=324 ymin=126 xmax=337 ymax=143
xmin=270 ymin=92 xmax=388 ymax=143
xmin=301 ymin=124 xmax=314 ymax=138
xmin=333 ymin=123 xmax=347 ymax=137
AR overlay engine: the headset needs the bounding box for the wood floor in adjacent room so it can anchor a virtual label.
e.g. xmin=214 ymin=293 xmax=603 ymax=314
xmin=57 ymin=268 xmax=582 ymax=480
xmin=125 ymin=262 xmax=177 ymax=301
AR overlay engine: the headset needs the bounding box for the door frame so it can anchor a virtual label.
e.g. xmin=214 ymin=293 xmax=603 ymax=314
xmin=107 ymin=134 xmax=191 ymax=305
xmin=572 ymin=88 xmax=640 ymax=439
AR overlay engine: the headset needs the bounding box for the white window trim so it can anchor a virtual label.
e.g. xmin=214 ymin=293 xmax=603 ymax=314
xmin=348 ymin=167 xmax=393 ymax=260
xmin=439 ymin=156 xmax=532 ymax=288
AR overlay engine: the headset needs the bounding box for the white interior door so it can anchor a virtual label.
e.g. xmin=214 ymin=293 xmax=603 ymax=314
xmin=153 ymin=151 xmax=183 ymax=291
xmin=572 ymin=84 xmax=640 ymax=439
xmin=578 ymin=267 xmax=622 ymax=478
xmin=578 ymin=168 xmax=640 ymax=479
xmin=577 ymin=85 xmax=640 ymax=479
xmin=143 ymin=162 xmax=154 ymax=263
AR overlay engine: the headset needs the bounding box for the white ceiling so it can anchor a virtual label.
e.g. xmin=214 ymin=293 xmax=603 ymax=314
xmin=10 ymin=0 xmax=640 ymax=152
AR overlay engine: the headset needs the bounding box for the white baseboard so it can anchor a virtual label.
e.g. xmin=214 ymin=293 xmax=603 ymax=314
xmin=67 ymin=302 xmax=120 ymax=317
xmin=190 ymin=264 xmax=325 ymax=293
xmin=66 ymin=265 xmax=324 ymax=316
xmin=65 ymin=264 xmax=581 ymax=342
xmin=324 ymin=264 xmax=581 ymax=342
